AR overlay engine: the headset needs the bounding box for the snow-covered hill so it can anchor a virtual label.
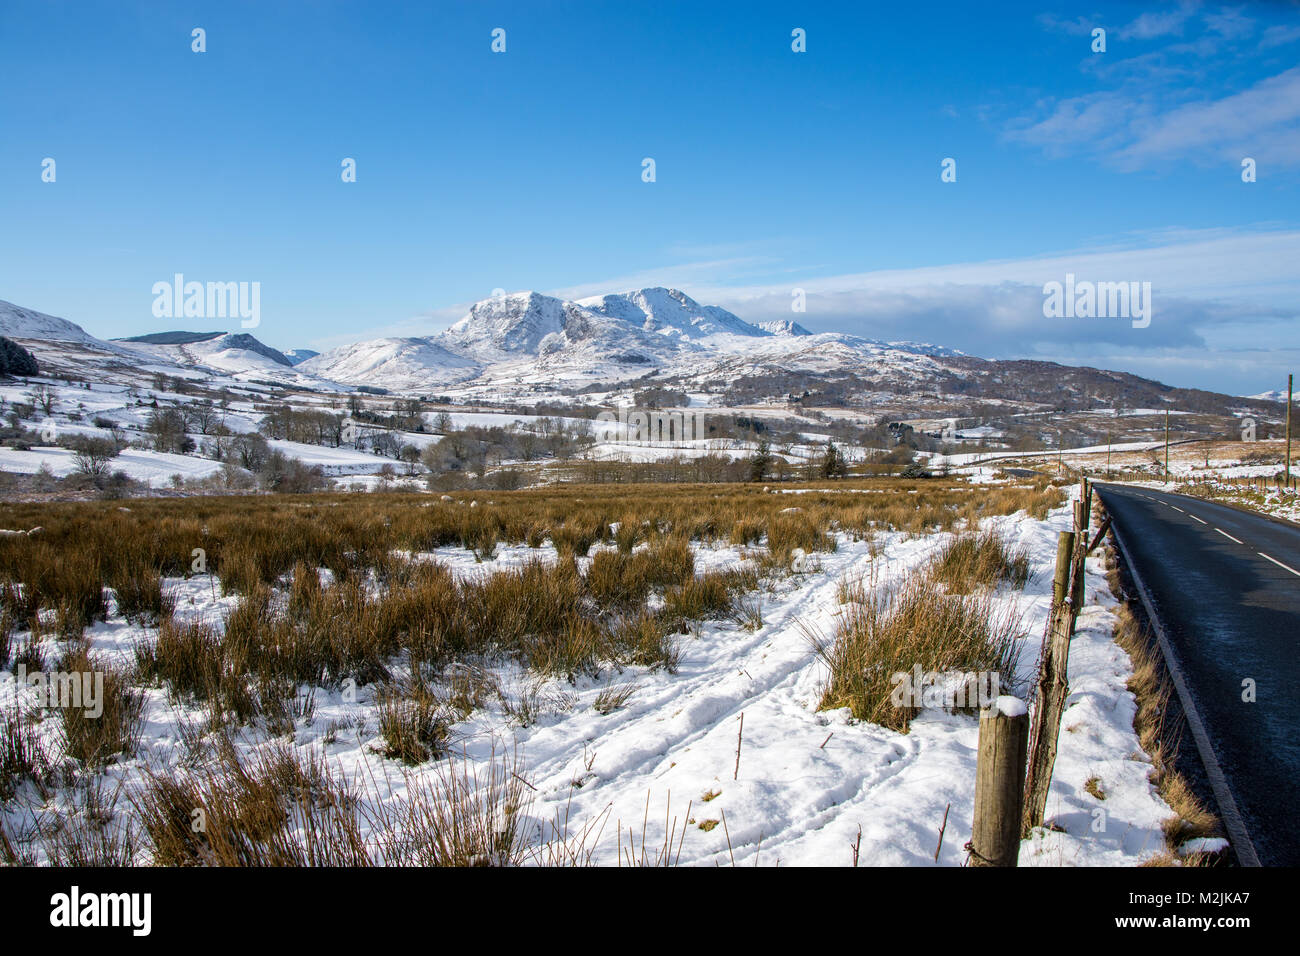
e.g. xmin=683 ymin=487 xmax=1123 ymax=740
xmin=0 ymin=299 xmax=166 ymax=379
xmin=1245 ymin=388 xmax=1290 ymax=403
xmin=119 ymin=331 xmax=293 ymax=373
xmin=298 ymin=337 xmax=480 ymax=392
xmin=0 ymin=300 xmax=130 ymax=350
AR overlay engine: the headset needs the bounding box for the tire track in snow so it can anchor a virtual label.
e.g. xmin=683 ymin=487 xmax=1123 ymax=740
xmin=514 ymin=532 xmax=950 ymax=861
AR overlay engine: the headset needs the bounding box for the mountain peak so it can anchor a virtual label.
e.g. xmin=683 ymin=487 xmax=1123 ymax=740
xmin=577 ymin=287 xmax=761 ymax=340
xmin=757 ymin=318 xmax=811 ymax=336
xmin=444 ymin=291 xmax=569 ymax=356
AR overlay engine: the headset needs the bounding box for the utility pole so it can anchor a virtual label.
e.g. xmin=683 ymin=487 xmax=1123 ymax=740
xmin=1287 ymin=373 xmax=1294 ymax=491
xmin=1106 ymin=432 xmax=1112 ymax=479
xmin=1164 ymin=409 xmax=1170 ymax=483
xmin=1057 ymin=431 xmax=1063 ymax=477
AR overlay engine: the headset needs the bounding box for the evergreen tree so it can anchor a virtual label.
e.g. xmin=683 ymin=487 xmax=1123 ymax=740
xmin=820 ymin=440 xmax=846 ymax=479
xmin=0 ymin=337 xmax=38 ymax=376
xmin=749 ymin=438 xmax=772 ymax=482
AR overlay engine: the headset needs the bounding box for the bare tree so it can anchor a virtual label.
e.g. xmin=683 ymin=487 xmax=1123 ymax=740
xmin=28 ymin=384 xmax=56 ymax=416
xmin=188 ymin=398 xmax=221 ymax=435
xmin=398 ymin=444 xmax=422 ymax=475
xmin=71 ymin=436 xmax=118 ymax=481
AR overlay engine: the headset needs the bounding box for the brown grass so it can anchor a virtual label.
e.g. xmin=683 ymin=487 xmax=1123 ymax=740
xmin=1102 ymin=526 xmax=1225 ymax=864
xmin=131 ymin=738 xmax=370 ymax=867
xmin=811 ymin=574 xmax=1024 ymax=732
xmin=56 ymin=643 xmax=145 ymax=769
xmin=930 ymin=530 xmax=1030 ymax=594
xmin=0 ymin=477 xmax=1073 ymax=864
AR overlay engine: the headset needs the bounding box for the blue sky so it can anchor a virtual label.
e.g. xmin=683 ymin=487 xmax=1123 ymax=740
xmin=1 ymin=0 xmax=1298 ymax=394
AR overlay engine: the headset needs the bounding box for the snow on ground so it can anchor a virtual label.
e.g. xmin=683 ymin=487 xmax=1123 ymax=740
xmin=583 ymin=437 xmax=858 ymax=464
xmin=264 ymin=439 xmax=413 ymax=475
xmin=937 ymin=441 xmax=1160 ymax=470
xmin=392 ymin=538 xmax=757 ymax=584
xmin=0 ymin=445 xmax=223 ymax=487
xmin=0 ymin=492 xmax=1175 ymax=866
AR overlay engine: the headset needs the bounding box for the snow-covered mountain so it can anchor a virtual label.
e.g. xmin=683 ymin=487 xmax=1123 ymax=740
xmin=757 ymin=318 xmax=812 ymax=336
xmin=2 ymin=290 xmax=1271 ymax=421
xmin=0 ymin=300 xmax=165 ymax=381
xmin=440 ymin=292 xmax=573 ymax=360
xmin=1245 ymin=388 xmax=1291 ymax=403
xmin=0 ymin=300 xmax=333 ymax=390
xmin=301 ymin=287 xmax=964 ymax=395
xmin=5 ymin=288 xmax=962 ymax=397
xmin=303 ymin=288 xmax=767 ymax=390
xmin=576 ymin=288 xmax=765 ymax=340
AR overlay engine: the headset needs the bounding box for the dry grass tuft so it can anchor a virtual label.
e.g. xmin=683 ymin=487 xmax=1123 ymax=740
xmin=930 ymin=529 xmax=1030 ymax=593
xmin=56 ymin=643 xmax=145 ymax=769
xmin=812 ymin=573 xmax=1023 ymax=732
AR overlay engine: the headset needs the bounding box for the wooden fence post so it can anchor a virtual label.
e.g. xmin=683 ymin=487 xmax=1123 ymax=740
xmin=969 ymin=698 xmax=1028 ymax=867
xmin=1051 ymin=530 xmax=1075 ymax=606
xmin=1022 ymin=530 xmax=1081 ymax=836
xmin=1072 ymin=482 xmax=1090 ymax=613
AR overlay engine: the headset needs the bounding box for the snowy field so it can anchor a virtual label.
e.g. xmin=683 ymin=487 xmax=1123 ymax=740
xmin=0 ymin=491 xmax=1180 ymax=866
xmin=0 ymin=446 xmax=224 ymax=487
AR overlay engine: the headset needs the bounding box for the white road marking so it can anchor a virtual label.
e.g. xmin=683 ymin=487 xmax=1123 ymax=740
xmin=1171 ymin=506 xmax=1185 ymax=513
xmin=1189 ymin=514 xmax=1207 ymax=525
xmin=1216 ymin=529 xmax=1244 ymax=544
xmin=1258 ymin=552 xmax=1300 ymax=577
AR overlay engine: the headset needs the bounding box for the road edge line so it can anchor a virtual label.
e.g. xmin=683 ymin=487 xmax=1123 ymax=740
xmin=1105 ymin=510 xmax=1262 ymax=868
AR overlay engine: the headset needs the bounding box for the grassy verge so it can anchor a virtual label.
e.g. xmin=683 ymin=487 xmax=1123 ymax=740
xmin=1100 ymin=525 xmax=1225 ymax=866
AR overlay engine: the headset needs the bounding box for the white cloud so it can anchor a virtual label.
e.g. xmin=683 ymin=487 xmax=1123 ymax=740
xmin=1009 ymin=65 xmax=1300 ymax=169
xmin=1203 ymin=7 xmax=1255 ymax=40
xmin=1036 ymin=13 xmax=1104 ymax=37
xmin=1115 ymin=66 xmax=1300 ymax=166
xmin=1118 ymin=5 xmax=1197 ymax=40
xmin=1260 ymin=23 xmax=1300 ymax=48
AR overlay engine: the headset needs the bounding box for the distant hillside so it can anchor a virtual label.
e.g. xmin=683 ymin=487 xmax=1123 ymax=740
xmin=118 ymin=331 xmax=225 ymax=345
xmin=284 ymin=348 xmax=320 ymax=366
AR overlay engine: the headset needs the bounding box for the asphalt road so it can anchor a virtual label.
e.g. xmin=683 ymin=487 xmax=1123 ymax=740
xmin=1096 ymin=483 xmax=1300 ymax=866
